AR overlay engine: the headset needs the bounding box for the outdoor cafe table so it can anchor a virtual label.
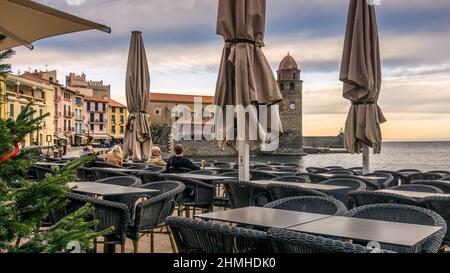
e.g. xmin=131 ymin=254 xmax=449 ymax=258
xmin=321 ymin=173 xmax=385 ymax=182
xmin=257 ymin=170 xmax=295 ymax=176
xmin=68 ymin=182 xmax=158 ymax=197
xmin=287 ymin=215 xmax=443 ymax=248
xmin=35 ymin=161 xmax=68 ymax=167
xmin=377 ymin=189 xmax=450 ymax=199
xmin=101 ymin=167 xmax=142 ymax=174
xmin=195 ymin=207 xmax=331 ymax=229
xmin=175 ymin=173 xmax=234 ymax=182
xmin=251 ymin=180 xmax=350 ymax=191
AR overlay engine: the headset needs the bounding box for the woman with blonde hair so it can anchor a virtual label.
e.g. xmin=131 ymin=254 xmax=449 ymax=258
xmin=105 ymin=145 xmax=123 ymax=167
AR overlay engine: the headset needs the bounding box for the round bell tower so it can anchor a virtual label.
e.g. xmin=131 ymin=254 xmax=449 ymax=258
xmin=276 ymin=53 xmax=303 ymax=154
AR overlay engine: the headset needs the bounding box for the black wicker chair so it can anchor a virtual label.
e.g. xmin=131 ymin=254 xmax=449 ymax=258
xmin=166 ymin=166 xmax=193 ymax=174
xmin=76 ymin=167 xmax=96 ymax=182
xmin=426 ymin=170 xmax=450 ymax=177
xmin=122 ymin=162 xmax=147 ymax=169
xmin=267 ymin=183 xmax=329 ymax=201
xmin=326 ymin=169 xmax=356 ymax=176
xmin=33 ymin=165 xmax=55 ymax=181
xmin=422 ymin=196 xmax=450 ymax=245
xmin=295 ymin=172 xmax=329 ymax=183
xmin=407 ymin=173 xmax=443 ymax=184
xmin=95 ymin=176 xmax=142 ymax=219
xmin=92 ymin=167 xmax=128 ymax=180
xmin=166 ymin=216 xmax=270 ymax=253
xmin=67 ymin=193 xmax=129 ymax=253
xmin=264 ymin=196 xmax=347 ymax=215
xmin=390 ymin=184 xmax=444 ymax=193
xmin=127 ymin=182 xmax=185 ymax=253
xmin=349 ymin=167 xmax=363 ymax=175
xmin=213 ymin=162 xmax=232 ymax=167
xmin=250 ymin=170 xmax=277 ymax=180
xmin=325 ymin=166 xmax=344 ymax=169
xmin=253 ymin=167 xmax=275 ymax=171
xmin=332 ymin=175 xmax=380 ymax=191
xmin=319 ymin=178 xmax=367 ymax=208
xmin=306 ymin=167 xmax=328 ymax=174
xmin=222 ymin=180 xmax=271 ymax=208
xmin=375 ymin=170 xmax=408 ymax=185
xmin=398 ymin=168 xmax=421 ymax=172
xmin=137 ymin=171 xmax=162 ymax=184
xmin=284 ymin=163 xmax=300 ymax=168
xmin=363 ymin=172 xmax=395 ymax=189
xmin=93 ymin=161 xmax=122 ymax=168
xmin=189 ymin=170 xmax=217 ymax=175
xmin=344 ymin=204 xmax=446 ymax=253
xmin=349 ymin=190 xmax=421 ymax=208
xmin=161 ymin=174 xmax=215 ymax=218
xmin=411 ymin=180 xmax=450 ymax=193
xmin=268 ymin=228 xmax=372 ymax=253
xmin=272 ymin=176 xmax=308 ymax=183
xmin=142 ymin=166 xmax=165 ymax=173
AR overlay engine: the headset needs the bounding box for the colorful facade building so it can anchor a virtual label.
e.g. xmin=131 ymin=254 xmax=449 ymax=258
xmin=108 ymin=99 xmax=127 ymax=143
xmin=4 ymin=73 xmax=55 ymax=147
xmin=74 ymin=93 xmax=86 ymax=146
xmin=0 ymin=74 xmax=6 ymax=119
xmin=84 ymin=95 xmax=110 ymax=144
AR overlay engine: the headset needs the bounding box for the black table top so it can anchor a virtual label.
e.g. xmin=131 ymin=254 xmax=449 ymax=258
xmin=101 ymin=167 xmax=142 ymax=173
xmin=195 ymin=207 xmax=331 ymax=229
xmin=175 ymin=173 xmax=234 ymax=181
xmin=287 ymin=216 xmax=442 ymax=247
xmin=378 ymin=189 xmax=450 ymax=199
xmin=68 ymin=182 xmax=158 ymax=196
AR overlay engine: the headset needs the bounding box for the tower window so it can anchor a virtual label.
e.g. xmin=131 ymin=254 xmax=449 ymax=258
xmin=293 ymin=73 xmax=296 ymax=80
xmin=279 ymin=84 xmax=284 ymax=91
xmin=289 ymin=82 xmax=295 ymax=90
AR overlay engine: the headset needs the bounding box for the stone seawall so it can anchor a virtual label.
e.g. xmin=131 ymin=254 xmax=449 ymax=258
xmin=303 ymin=136 xmax=344 ymax=148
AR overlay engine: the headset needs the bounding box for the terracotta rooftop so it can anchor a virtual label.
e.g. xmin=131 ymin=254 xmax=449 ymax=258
xmin=150 ymin=92 xmax=214 ymax=104
xmin=109 ymin=99 xmax=126 ymax=108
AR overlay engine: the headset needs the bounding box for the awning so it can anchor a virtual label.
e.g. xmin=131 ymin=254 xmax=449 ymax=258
xmin=93 ymin=135 xmax=111 ymax=140
xmin=0 ymin=0 xmax=111 ymax=50
xmin=54 ymin=134 xmax=68 ymax=141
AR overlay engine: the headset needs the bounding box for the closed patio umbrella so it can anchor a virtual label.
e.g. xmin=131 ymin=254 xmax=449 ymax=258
xmin=214 ymin=0 xmax=283 ymax=181
xmin=123 ymin=31 xmax=152 ymax=162
xmin=340 ymin=0 xmax=386 ymax=174
xmin=0 ymin=0 xmax=110 ymax=51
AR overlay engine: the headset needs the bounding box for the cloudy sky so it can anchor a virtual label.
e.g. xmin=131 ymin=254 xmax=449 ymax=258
xmin=8 ymin=0 xmax=450 ymax=140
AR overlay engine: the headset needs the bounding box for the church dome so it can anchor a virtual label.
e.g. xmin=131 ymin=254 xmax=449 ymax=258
xmin=278 ymin=53 xmax=298 ymax=71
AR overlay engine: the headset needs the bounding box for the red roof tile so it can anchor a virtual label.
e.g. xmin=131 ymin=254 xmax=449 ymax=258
xmin=109 ymin=99 xmax=126 ymax=107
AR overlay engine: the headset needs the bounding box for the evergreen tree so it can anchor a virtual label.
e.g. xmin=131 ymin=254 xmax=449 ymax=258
xmin=0 ymin=102 xmax=108 ymax=253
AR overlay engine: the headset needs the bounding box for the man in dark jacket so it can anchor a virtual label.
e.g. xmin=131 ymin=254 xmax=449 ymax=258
xmin=166 ymin=144 xmax=200 ymax=171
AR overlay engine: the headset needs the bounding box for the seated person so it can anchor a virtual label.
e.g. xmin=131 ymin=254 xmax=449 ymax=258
xmin=105 ymin=145 xmax=123 ymax=167
xmin=147 ymin=146 xmax=167 ymax=166
xmin=166 ymin=144 xmax=200 ymax=171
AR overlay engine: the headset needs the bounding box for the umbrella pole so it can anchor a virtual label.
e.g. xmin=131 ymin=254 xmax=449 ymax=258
xmin=238 ymin=140 xmax=250 ymax=181
xmin=362 ymin=144 xmax=370 ymax=174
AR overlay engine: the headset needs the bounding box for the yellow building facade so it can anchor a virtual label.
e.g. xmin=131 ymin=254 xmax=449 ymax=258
xmin=5 ymin=74 xmax=55 ymax=147
xmin=0 ymin=74 xmax=6 ymax=119
xmin=108 ymin=99 xmax=127 ymax=141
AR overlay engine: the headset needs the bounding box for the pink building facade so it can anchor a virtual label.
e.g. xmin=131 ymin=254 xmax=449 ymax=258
xmin=84 ymin=96 xmax=110 ymax=144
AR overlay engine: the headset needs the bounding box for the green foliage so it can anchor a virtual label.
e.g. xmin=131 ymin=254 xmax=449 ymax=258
xmin=151 ymin=123 xmax=167 ymax=145
xmin=0 ymin=34 xmax=14 ymax=76
xmin=0 ymin=104 xmax=106 ymax=253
